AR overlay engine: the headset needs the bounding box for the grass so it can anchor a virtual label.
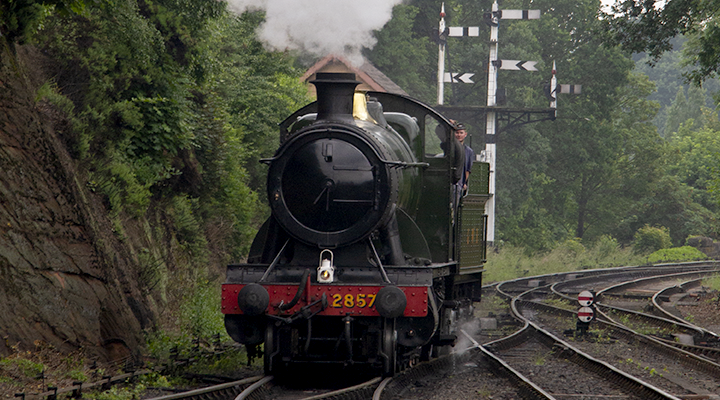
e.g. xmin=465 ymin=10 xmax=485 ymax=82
xmin=0 ymin=345 xmax=106 ymax=398
xmin=83 ymin=374 xmax=171 ymax=400
xmin=532 ymin=353 xmax=546 ymax=366
xmin=475 ymin=294 xmax=509 ymax=318
xmin=542 ymin=297 xmax=574 ymax=310
xmin=704 ymin=274 xmax=720 ymax=292
xmin=484 ymin=235 xmax=715 ymax=284
xmin=0 ymin=269 xmax=254 ymax=400
xmin=484 ymin=237 xmax=644 ymax=283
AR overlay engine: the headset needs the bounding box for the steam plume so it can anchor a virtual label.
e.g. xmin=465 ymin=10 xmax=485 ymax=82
xmin=225 ymin=0 xmax=404 ymax=65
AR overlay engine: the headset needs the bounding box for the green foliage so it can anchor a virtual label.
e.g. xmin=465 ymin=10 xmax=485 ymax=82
xmin=127 ymin=95 xmax=192 ymax=159
xmin=85 ymin=380 xmax=148 ymax=400
xmin=27 ymin=1 xmax=309 ymax=271
xmin=704 ymin=275 xmax=720 ymax=292
xmin=0 ymin=0 xmax=87 ymax=45
xmin=484 ymin=237 xmax=643 ymax=283
xmin=34 ymin=0 xmax=189 ymax=217
xmin=137 ymin=247 xmax=166 ymax=293
xmin=499 ymin=1 xmax=664 ymax=249
xmin=84 ymin=374 xmax=173 ymax=400
xmin=145 ymin=329 xmax=192 ymax=363
xmin=615 ymin=175 xmax=717 ymax=246
xmin=91 ymin=156 xmax=154 ymax=218
xmin=663 ymin=85 xmax=708 ymax=135
xmin=178 ymin=277 xmax=226 ymax=339
xmin=633 ymin=225 xmax=672 ymax=255
xmin=666 ymin=117 xmax=720 ymax=217
xmin=66 ymin=368 xmax=88 ymax=381
xmin=555 ymin=238 xmax=586 ymax=259
xmin=182 ymin=346 xmax=254 ymax=374
xmin=593 ymin=235 xmax=622 ymax=260
xmin=495 ymin=137 xmax=555 ymax=252
xmin=0 ymin=357 xmax=44 ymax=378
xmin=604 ymin=0 xmax=720 ymax=85
xmin=365 ymin=4 xmax=434 ymax=103
xmin=646 ymin=246 xmax=706 ymax=263
xmin=168 ymin=195 xmax=208 ymax=261
xmin=202 ymin=10 xmax=309 ymax=194
xmin=144 ymin=277 xmax=236 ymax=369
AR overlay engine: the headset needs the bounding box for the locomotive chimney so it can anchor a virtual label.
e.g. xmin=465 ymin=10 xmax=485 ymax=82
xmin=311 ymin=72 xmax=360 ymax=123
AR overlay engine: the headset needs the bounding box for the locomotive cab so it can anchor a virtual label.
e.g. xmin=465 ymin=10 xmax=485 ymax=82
xmin=222 ymin=72 xmax=489 ymax=376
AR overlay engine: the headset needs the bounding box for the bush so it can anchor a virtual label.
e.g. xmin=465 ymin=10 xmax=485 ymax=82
xmin=592 ymin=235 xmax=620 ymax=260
xmin=556 ymin=238 xmax=586 ymax=258
xmin=633 ymin=225 xmax=672 ymax=255
xmin=647 ymin=246 xmax=706 ymax=263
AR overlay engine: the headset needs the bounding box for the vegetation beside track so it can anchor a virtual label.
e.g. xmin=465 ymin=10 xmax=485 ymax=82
xmin=485 ymin=232 xmax=715 ymax=283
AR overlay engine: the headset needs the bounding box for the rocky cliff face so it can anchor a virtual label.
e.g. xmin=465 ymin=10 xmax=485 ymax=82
xmin=0 ymin=43 xmax=155 ymax=362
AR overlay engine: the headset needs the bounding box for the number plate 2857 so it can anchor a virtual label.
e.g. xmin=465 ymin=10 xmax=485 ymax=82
xmin=330 ymin=293 xmax=376 ymax=309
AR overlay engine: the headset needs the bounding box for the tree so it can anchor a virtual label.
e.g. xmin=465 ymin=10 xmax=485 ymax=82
xmin=0 ymin=0 xmax=86 ymax=45
xmin=523 ymin=0 xmax=665 ymax=245
xmin=32 ymin=0 xmax=309 ymax=260
xmin=632 ymin=36 xmax=720 ymax=136
xmin=202 ymin=10 xmax=310 ymax=195
xmin=495 ymin=125 xmax=556 ymax=251
xmin=614 ymin=175 xmax=718 ymax=245
xmin=667 ymin=116 xmax=720 ymax=212
xmin=541 ymin=73 xmax=663 ymax=243
xmin=365 ymin=4 xmax=435 ymax=103
xmin=612 ymin=112 xmax=720 ymax=245
xmin=604 ymin=0 xmax=720 ymax=85
xmin=662 ymin=85 xmax=708 ymax=135
xmin=367 ymin=0 xmax=669 ymax=251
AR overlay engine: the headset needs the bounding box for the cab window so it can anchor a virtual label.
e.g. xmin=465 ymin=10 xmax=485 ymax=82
xmin=424 ymin=115 xmax=450 ymax=157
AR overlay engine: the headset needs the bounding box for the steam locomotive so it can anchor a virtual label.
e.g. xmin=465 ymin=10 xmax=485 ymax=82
xmin=222 ymin=72 xmax=490 ymax=376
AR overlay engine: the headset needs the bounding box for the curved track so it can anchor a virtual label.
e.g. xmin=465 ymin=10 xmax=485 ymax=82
xmin=479 ymin=262 xmax=720 ymax=399
xmin=133 ymin=262 xmax=720 ymax=400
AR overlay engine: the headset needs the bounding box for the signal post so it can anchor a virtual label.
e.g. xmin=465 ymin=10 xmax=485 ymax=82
xmin=436 ymin=1 xmax=580 ymax=246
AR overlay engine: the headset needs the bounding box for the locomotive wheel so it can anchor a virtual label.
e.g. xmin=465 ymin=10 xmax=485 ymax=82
xmin=264 ymin=323 xmax=277 ymax=375
xmin=381 ymin=319 xmax=397 ymax=376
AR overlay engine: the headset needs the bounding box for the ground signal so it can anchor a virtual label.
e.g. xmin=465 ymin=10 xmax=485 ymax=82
xmin=577 ymin=290 xmax=594 ymax=306
xmin=577 ymin=306 xmax=594 ymax=323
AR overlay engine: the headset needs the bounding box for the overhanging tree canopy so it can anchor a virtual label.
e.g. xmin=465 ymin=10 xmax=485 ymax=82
xmin=604 ymin=0 xmax=720 ymax=85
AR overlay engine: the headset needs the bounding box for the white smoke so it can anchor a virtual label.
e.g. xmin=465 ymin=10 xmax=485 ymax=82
xmin=455 ymin=319 xmax=481 ymax=354
xmin=225 ymin=0 xmax=404 ymax=66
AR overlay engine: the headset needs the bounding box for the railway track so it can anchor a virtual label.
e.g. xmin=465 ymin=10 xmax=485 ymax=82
xmin=20 ymin=262 xmax=720 ymax=400
xmin=188 ymin=262 xmax=720 ymax=399
xmin=143 ymin=375 xmax=383 ymax=400
xmin=483 ymin=262 xmax=720 ymax=399
xmin=365 ymin=263 xmax=720 ymax=399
